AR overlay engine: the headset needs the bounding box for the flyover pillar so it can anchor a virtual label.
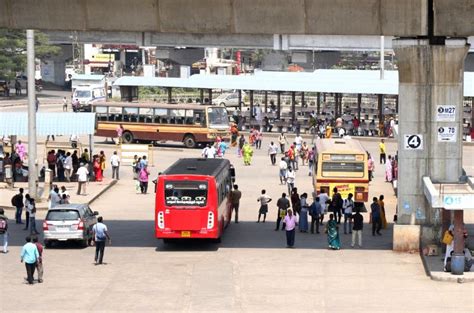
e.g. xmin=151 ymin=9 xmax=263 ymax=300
xmin=393 ymin=39 xmax=469 ymax=235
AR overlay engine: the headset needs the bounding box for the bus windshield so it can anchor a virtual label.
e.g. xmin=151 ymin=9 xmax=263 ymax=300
xmin=164 ymin=181 xmax=208 ymax=207
xmin=207 ymin=107 xmax=229 ymax=127
xmin=75 ymin=90 xmax=91 ymax=98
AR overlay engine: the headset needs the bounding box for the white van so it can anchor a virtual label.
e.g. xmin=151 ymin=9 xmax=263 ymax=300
xmin=72 ymin=85 xmax=106 ymax=112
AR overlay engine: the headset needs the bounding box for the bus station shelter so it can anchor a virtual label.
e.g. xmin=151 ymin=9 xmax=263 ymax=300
xmin=114 ymin=69 xmax=474 ymax=135
xmin=0 ymin=112 xmax=96 ymax=157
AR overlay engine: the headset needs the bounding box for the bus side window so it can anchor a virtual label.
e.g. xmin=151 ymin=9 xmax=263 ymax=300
xmin=195 ymin=110 xmax=206 ymax=126
xmin=185 ymin=110 xmax=194 ymax=125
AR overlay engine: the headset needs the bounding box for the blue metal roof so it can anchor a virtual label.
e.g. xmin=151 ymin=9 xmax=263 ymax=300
xmin=0 ymin=113 xmax=96 ymax=136
xmin=113 ymin=69 xmax=474 ymax=97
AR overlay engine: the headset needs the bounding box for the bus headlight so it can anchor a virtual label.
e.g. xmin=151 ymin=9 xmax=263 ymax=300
xmin=157 ymin=211 xmax=165 ymax=229
xmin=207 ymin=211 xmax=214 ymax=229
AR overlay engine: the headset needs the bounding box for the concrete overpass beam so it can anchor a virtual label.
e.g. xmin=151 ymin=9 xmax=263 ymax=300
xmin=394 ymin=38 xmax=469 ymax=228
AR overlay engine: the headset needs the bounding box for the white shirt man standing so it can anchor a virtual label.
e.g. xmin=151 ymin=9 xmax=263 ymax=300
xmin=76 ymin=163 xmax=89 ymax=195
xmin=64 ymin=152 xmax=73 ymax=182
xmin=110 ymin=151 xmax=120 ymax=180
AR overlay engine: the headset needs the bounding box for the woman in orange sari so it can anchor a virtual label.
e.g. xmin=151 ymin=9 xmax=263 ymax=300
xmin=93 ymin=155 xmax=103 ymax=182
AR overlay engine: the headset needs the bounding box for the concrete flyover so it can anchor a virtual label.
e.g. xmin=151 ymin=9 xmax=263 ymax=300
xmin=0 ymin=0 xmax=473 ymax=37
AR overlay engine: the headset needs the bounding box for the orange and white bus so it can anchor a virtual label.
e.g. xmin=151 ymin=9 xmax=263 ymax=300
xmin=313 ymin=138 xmax=369 ymax=209
xmin=92 ymin=102 xmax=230 ymax=148
xmin=155 ymin=158 xmax=235 ymax=243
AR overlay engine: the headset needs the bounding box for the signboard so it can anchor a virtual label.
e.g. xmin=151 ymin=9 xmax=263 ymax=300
xmin=436 ymin=105 xmax=456 ymax=122
xmin=329 ymin=183 xmax=355 ymax=199
xmin=403 ymin=134 xmax=423 ymax=150
xmin=437 ymin=127 xmax=457 ymax=142
xmin=442 ymin=195 xmax=474 ymax=210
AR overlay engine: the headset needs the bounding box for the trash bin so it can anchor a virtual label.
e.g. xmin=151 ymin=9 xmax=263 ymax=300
xmin=451 ymin=253 xmax=465 ymax=275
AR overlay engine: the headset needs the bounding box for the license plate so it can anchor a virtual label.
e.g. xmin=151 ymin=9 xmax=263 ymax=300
xmin=181 ymin=231 xmax=191 ymax=237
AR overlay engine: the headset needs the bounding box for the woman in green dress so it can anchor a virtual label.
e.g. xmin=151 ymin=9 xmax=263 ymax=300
xmin=326 ymin=213 xmax=341 ymax=250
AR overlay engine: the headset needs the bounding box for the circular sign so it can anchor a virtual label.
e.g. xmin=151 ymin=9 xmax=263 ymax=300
xmin=407 ymin=135 xmax=422 ymax=149
xmin=438 ymin=127 xmax=444 ymax=134
xmin=437 ymin=107 xmax=444 ymax=113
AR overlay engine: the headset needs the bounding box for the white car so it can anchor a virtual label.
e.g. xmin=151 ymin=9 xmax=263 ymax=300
xmin=212 ymin=92 xmax=245 ymax=107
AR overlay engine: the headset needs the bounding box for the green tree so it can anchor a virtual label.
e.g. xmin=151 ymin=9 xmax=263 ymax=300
xmin=0 ymin=29 xmax=60 ymax=80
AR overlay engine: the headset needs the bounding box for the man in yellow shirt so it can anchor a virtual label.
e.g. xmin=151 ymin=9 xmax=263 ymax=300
xmin=379 ymin=139 xmax=386 ymax=164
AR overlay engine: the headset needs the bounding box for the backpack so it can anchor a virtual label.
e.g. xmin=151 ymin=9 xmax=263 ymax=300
xmin=11 ymin=194 xmax=21 ymax=207
xmin=0 ymin=219 xmax=7 ymax=233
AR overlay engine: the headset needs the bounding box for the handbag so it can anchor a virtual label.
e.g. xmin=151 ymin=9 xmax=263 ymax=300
xmin=442 ymin=231 xmax=453 ymax=245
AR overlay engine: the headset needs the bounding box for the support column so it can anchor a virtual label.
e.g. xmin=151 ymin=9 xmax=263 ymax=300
xmin=238 ymin=90 xmax=242 ymax=112
xmin=208 ymin=89 xmax=213 ymax=104
xmin=395 ymin=95 xmax=399 ymax=114
xmin=357 ymin=93 xmax=362 ymax=121
xmin=291 ymin=92 xmax=296 ymax=124
xmin=200 ymin=89 xmax=204 ymax=104
xmin=316 ymin=92 xmax=321 ymax=115
xmin=301 ymin=92 xmax=305 ymax=109
xmin=277 ymin=91 xmax=281 ymax=119
xmin=167 ymin=87 xmax=172 ymax=103
xmin=334 ymin=93 xmax=339 ymax=118
xmin=264 ymin=91 xmax=268 ymax=113
xmin=378 ymin=94 xmax=384 ymax=136
xmin=249 ymin=90 xmax=254 ymax=123
xmin=394 ymin=38 xmax=469 ymax=227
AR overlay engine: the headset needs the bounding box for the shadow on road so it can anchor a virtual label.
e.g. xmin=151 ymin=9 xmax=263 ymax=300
xmin=5 ymin=219 xmax=393 ymax=251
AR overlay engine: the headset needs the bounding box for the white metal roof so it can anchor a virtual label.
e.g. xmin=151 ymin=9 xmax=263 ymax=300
xmin=113 ymin=69 xmax=474 ymax=97
xmin=0 ymin=113 xmax=96 ymax=136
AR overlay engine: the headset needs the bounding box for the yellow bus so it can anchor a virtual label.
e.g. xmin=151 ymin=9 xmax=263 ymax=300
xmin=313 ymin=138 xmax=369 ymax=208
xmin=92 ymin=102 xmax=230 ymax=148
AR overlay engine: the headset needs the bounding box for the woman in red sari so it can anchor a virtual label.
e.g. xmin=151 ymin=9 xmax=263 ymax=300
xmin=93 ymin=155 xmax=103 ymax=182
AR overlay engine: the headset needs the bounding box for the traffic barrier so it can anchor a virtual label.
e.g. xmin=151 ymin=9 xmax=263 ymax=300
xmin=119 ymin=144 xmax=152 ymax=166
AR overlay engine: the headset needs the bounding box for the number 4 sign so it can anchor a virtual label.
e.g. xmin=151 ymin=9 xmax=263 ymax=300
xmin=404 ymin=134 xmax=423 ymax=150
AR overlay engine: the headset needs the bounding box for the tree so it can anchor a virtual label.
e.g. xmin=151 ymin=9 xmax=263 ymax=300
xmin=0 ymin=29 xmax=60 ymax=80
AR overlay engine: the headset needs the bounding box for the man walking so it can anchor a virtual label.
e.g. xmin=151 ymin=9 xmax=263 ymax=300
xmin=11 ymin=188 xmax=24 ymax=224
xmin=0 ymin=208 xmax=9 ymax=253
xmin=76 ymin=163 xmax=89 ymax=195
xmin=309 ymin=197 xmax=322 ymax=234
xmin=64 ymin=152 xmax=73 ymax=182
xmin=285 ymin=167 xmax=296 ymax=195
xmin=275 ymin=193 xmax=290 ymax=231
xmin=284 ymin=209 xmax=298 ymax=248
xmin=351 ymin=209 xmax=364 ymax=248
xmin=20 ymin=236 xmax=39 ymax=284
xmin=279 ymin=157 xmax=288 ymax=185
xmin=331 ymin=187 xmax=343 ymax=224
xmin=379 ymin=139 xmax=386 ymax=164
xmin=110 ymin=151 xmax=120 ymax=180
xmin=92 ymin=216 xmax=111 ymax=265
xmin=230 ymin=185 xmax=242 ymax=223
xmin=268 ymin=141 xmax=278 ymax=165
xmin=257 ymin=189 xmax=272 ymax=223
xmin=343 ymin=193 xmax=354 ymax=234
xmin=32 ymin=236 xmax=44 ymax=283
xmin=371 ymin=197 xmax=382 ymax=236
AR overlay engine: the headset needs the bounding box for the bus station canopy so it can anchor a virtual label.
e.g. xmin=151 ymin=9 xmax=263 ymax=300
xmin=0 ymin=112 xmax=96 ymax=136
xmin=114 ymin=69 xmax=474 ymax=97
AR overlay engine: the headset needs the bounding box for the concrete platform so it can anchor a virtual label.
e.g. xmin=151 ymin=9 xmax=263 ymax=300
xmin=422 ymin=253 xmax=474 ymax=283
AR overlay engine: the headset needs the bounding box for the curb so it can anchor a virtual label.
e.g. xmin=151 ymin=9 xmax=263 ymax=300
xmin=0 ymin=179 xmax=117 ymax=211
xmin=420 ymin=253 xmax=474 ymax=283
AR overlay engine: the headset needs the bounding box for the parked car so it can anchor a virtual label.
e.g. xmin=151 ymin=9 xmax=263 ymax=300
xmin=43 ymin=204 xmax=99 ymax=248
xmin=212 ymin=91 xmax=246 ymax=107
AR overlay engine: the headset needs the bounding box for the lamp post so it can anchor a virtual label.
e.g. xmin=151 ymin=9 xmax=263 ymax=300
xmin=27 ymin=29 xmax=38 ymax=199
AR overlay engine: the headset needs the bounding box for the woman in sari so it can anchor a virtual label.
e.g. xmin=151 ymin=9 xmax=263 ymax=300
xmin=379 ymin=194 xmax=387 ymax=229
xmin=298 ymin=193 xmax=309 ymax=232
xmin=300 ymin=142 xmax=309 ymax=166
xmin=92 ymin=155 xmax=102 ymax=182
xmin=230 ymin=123 xmax=239 ymax=147
xmin=385 ymin=155 xmax=393 ymax=182
xmin=99 ymin=151 xmax=106 ymax=178
xmin=326 ymin=214 xmax=341 ymax=250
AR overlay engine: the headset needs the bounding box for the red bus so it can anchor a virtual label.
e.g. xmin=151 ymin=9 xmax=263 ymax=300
xmin=155 ymin=158 xmax=235 ymax=242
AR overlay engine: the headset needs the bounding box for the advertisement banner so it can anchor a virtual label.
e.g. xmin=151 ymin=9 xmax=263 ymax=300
xmin=329 ymin=183 xmax=355 ymax=199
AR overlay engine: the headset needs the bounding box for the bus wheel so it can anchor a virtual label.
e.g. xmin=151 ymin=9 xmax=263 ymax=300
xmin=213 ymin=237 xmax=222 ymax=244
xmin=122 ymin=131 xmax=134 ymax=144
xmin=183 ymin=134 xmax=196 ymax=148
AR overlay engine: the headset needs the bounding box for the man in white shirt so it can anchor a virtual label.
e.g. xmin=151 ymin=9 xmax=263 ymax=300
xmin=202 ymin=144 xmax=216 ymax=159
xmin=257 ymin=189 xmax=272 ymax=223
xmin=76 ymin=163 xmax=89 ymax=195
xmin=285 ymin=167 xmax=296 ymax=195
xmin=49 ymin=187 xmax=61 ymax=208
xmin=64 ymin=152 xmax=73 ymax=182
xmin=318 ymin=188 xmax=329 ymax=225
xmin=294 ymin=134 xmax=303 ymax=151
xmin=343 ymin=193 xmax=354 ymax=234
xmin=268 ymin=141 xmax=278 ymax=165
xmin=110 ymin=151 xmax=120 ymax=180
